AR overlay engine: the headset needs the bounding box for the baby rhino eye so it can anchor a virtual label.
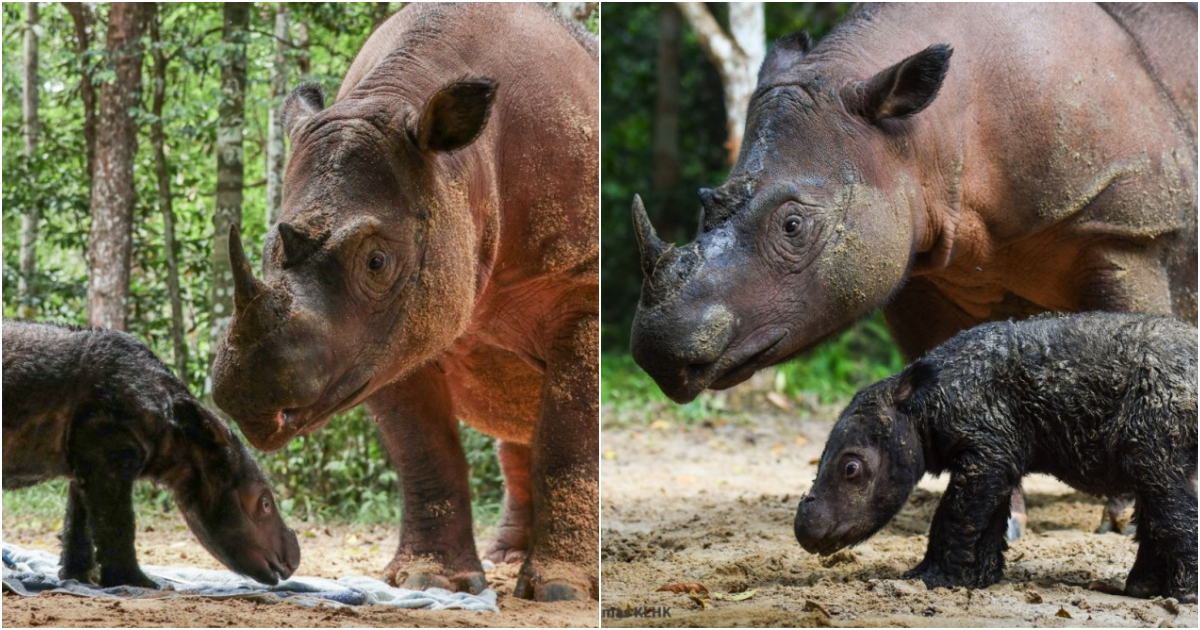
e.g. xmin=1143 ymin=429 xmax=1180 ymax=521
xmin=367 ymin=251 xmax=386 ymax=272
xmin=260 ymin=494 xmax=273 ymax=514
xmin=844 ymin=459 xmax=862 ymax=480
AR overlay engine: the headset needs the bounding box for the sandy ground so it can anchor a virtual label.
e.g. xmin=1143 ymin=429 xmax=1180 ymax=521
xmin=2 ymin=517 xmax=597 ymax=627
xmin=600 ymin=386 xmax=1198 ymax=628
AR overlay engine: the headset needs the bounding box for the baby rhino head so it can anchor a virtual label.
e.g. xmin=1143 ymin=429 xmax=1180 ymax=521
xmin=793 ymin=362 xmax=935 ymax=555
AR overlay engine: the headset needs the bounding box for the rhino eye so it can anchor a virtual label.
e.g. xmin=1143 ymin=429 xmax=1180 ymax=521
xmin=367 ymin=251 xmax=386 ymax=272
xmin=844 ymin=459 xmax=863 ymax=480
xmin=783 ymin=215 xmax=803 ymax=236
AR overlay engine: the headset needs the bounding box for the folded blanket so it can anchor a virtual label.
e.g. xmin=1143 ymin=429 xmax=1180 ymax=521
xmin=2 ymin=543 xmax=497 ymax=612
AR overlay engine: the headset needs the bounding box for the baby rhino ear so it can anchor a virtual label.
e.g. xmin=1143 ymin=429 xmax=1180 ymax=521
xmin=414 ymin=78 xmax=497 ymax=153
xmin=173 ymin=398 xmax=234 ymax=448
xmin=894 ymin=360 xmax=937 ymax=410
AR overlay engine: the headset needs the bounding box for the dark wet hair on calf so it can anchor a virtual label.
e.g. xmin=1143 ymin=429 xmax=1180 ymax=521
xmin=795 ymin=312 xmax=1197 ymax=602
xmin=2 ymin=320 xmax=300 ymax=588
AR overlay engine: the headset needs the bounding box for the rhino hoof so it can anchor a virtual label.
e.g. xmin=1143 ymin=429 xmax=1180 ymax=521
xmin=514 ymin=565 xmax=593 ymax=602
xmin=400 ymin=572 xmax=454 ymax=591
xmin=454 ymin=572 xmax=489 ymax=595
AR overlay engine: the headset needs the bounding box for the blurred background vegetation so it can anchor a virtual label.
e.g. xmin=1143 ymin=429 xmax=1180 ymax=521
xmin=601 ymin=2 xmax=904 ymax=422
xmin=3 ymin=2 xmax=595 ymax=530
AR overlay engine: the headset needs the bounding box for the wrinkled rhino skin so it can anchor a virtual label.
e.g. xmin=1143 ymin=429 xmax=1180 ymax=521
xmin=631 ymin=3 xmax=1197 ymax=403
xmin=2 ymin=320 xmax=301 ymax=588
xmin=794 ymin=312 xmax=1197 ymax=602
xmin=211 ymin=4 xmax=598 ymax=601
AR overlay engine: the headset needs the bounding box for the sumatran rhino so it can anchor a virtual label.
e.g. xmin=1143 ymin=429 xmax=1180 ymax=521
xmin=2 ymin=320 xmax=301 ymax=587
xmin=793 ymin=312 xmax=1198 ymax=602
xmin=630 ymin=3 xmax=1196 ymax=534
xmin=211 ymin=4 xmax=598 ymax=601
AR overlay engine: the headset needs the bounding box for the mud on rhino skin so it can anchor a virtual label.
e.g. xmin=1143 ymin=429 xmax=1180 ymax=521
xmin=210 ymin=3 xmax=598 ymax=602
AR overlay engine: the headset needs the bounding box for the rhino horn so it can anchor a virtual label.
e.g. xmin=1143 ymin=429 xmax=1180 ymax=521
xmin=229 ymin=224 xmax=265 ymax=311
xmin=632 ymin=195 xmax=669 ymax=278
xmin=277 ymin=222 xmax=322 ymax=268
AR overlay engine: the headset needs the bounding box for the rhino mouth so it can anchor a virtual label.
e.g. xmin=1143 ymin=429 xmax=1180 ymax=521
xmin=284 ymin=374 xmax=374 ymax=438
xmin=709 ymin=331 xmax=789 ymax=390
xmin=666 ymin=331 xmax=787 ymax=402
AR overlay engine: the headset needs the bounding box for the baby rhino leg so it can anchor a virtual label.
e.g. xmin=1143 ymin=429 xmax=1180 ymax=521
xmin=1125 ymin=487 xmax=1197 ymax=603
xmin=67 ymin=411 xmax=156 ymax=588
xmin=58 ymin=482 xmax=96 ymax=583
xmin=907 ymin=463 xmax=1015 ymax=589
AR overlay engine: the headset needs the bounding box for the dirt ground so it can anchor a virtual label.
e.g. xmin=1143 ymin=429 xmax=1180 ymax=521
xmin=600 ymin=387 xmax=1198 ymax=628
xmin=2 ymin=518 xmax=597 ymax=627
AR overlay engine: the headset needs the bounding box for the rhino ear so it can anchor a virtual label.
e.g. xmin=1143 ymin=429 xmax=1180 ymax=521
xmin=414 ymin=78 xmax=496 ymax=153
xmin=894 ymin=360 xmax=937 ymax=411
xmin=284 ymin=83 xmax=326 ymax=141
xmin=848 ymin=44 xmax=952 ymax=123
xmin=759 ymin=31 xmax=812 ymax=80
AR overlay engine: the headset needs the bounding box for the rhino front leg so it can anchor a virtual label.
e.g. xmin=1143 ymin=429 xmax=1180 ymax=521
xmin=369 ymin=365 xmax=487 ymax=594
xmin=485 ymin=441 xmax=532 ymax=564
xmin=514 ymin=314 xmax=599 ymax=602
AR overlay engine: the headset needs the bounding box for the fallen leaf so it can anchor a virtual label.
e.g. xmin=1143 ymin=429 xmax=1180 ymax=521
xmin=804 ymin=599 xmax=830 ymax=617
xmin=794 ymin=435 xmax=808 ymax=446
xmin=1055 ymin=607 xmax=1072 ymax=619
xmin=766 ymin=391 xmax=792 ymax=411
xmin=656 ymin=582 xmax=709 ymax=595
xmin=649 ymin=419 xmax=673 ymax=431
xmin=712 ymin=589 xmax=757 ymax=602
xmin=602 ymin=450 xmax=618 ymax=460
xmin=688 ymin=592 xmax=712 ymax=609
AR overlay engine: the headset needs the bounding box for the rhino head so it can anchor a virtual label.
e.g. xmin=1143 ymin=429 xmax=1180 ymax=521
xmin=212 ymin=79 xmax=496 ymax=451
xmin=631 ymin=36 xmax=952 ymax=402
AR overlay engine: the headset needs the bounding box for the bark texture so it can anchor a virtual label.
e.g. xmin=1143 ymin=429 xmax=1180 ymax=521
xmin=19 ymin=1 xmax=40 ymax=319
xmin=266 ymin=4 xmax=289 ymax=227
xmin=86 ymin=2 xmax=152 ymax=331
xmin=210 ymin=2 xmax=249 ymax=369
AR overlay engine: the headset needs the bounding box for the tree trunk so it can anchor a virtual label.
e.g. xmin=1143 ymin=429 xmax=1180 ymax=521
xmin=18 ymin=1 xmax=40 ymax=319
xmin=86 ymin=2 xmax=152 ymax=331
xmin=676 ymin=1 xmax=764 ymax=163
xmin=150 ymin=6 xmax=188 ymax=381
xmin=63 ymin=2 xmax=97 ymax=187
xmin=210 ymin=2 xmax=249 ymax=372
xmin=294 ymin=17 xmax=311 ymax=77
xmin=266 ymin=4 xmax=289 ymax=228
xmin=652 ymin=3 xmax=682 ymax=242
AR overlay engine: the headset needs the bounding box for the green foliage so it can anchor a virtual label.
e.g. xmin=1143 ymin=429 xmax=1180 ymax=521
xmin=772 ymin=312 xmax=905 ymax=403
xmin=1 ymin=2 xmax=502 ymax=526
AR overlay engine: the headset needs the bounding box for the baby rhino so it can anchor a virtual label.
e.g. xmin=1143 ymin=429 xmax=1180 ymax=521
xmin=794 ymin=312 xmax=1197 ymax=602
xmin=2 ymin=320 xmax=301 ymax=587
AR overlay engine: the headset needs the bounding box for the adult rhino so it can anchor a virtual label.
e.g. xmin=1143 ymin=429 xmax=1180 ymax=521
xmin=212 ymin=4 xmax=598 ymax=601
xmin=631 ymin=3 xmax=1196 ymax=534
